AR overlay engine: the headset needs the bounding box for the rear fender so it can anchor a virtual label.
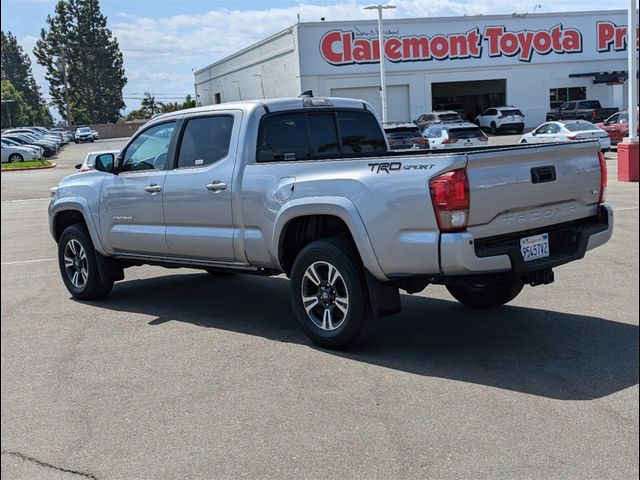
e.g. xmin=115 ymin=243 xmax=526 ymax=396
xmin=272 ymin=196 xmax=387 ymax=281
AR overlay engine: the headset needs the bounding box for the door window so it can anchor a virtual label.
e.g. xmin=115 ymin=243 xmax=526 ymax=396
xmin=177 ymin=116 xmax=234 ymax=169
xmin=534 ymin=124 xmax=549 ymax=135
xmin=547 ymin=124 xmax=561 ymax=134
xmin=121 ymin=122 xmax=175 ymax=172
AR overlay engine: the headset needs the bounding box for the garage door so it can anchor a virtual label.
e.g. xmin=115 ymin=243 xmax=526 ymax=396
xmin=330 ymin=85 xmax=410 ymax=123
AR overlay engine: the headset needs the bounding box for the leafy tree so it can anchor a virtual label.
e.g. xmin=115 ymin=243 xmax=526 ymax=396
xmin=1 ymin=80 xmax=28 ymax=127
xmin=1 ymin=31 xmax=52 ymax=126
xmin=141 ymin=92 xmax=159 ymax=116
xmin=34 ymin=0 xmax=127 ymax=124
xmin=181 ymin=95 xmax=196 ymax=109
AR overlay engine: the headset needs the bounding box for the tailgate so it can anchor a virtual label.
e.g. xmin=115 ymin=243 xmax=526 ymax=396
xmin=465 ymin=141 xmax=602 ymax=239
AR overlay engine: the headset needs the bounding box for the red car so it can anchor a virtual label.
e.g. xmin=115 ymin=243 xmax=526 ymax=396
xmin=596 ymin=110 xmax=639 ymax=145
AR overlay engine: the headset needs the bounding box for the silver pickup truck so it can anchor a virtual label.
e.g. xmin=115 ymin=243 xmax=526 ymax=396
xmin=49 ymin=97 xmax=613 ymax=348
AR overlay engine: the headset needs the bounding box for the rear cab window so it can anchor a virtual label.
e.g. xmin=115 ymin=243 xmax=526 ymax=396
xmin=256 ymin=109 xmax=387 ymax=162
xmin=176 ymin=115 xmax=234 ymax=169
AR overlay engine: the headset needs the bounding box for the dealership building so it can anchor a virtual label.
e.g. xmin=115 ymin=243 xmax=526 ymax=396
xmin=194 ymin=10 xmax=637 ymax=127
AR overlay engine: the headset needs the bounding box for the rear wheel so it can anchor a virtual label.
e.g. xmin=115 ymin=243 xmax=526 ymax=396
xmin=490 ymin=122 xmax=497 ymax=134
xmin=8 ymin=153 xmax=23 ymax=163
xmin=290 ymin=237 xmax=370 ymax=349
xmin=58 ymin=224 xmax=113 ymax=300
xmin=446 ymin=279 xmax=524 ymax=309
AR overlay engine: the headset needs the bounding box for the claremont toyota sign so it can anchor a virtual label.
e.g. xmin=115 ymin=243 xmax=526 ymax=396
xmin=298 ymin=11 xmax=636 ymax=74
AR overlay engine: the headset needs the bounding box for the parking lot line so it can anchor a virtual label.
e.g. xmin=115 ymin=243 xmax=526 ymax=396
xmin=1 ymin=258 xmax=56 ymax=266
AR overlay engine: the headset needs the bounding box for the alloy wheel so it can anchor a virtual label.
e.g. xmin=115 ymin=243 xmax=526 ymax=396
xmin=300 ymin=261 xmax=349 ymax=331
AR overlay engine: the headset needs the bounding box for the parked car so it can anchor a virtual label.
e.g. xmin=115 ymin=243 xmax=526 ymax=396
xmin=433 ymin=102 xmax=466 ymax=119
xmin=384 ymin=124 xmax=429 ymax=151
xmin=49 ymin=97 xmax=612 ymax=349
xmin=414 ymin=111 xmax=463 ymax=130
xmin=1 ymin=144 xmax=39 ymax=163
xmin=74 ymin=126 xmax=94 ymax=143
xmin=1 ymin=138 xmax=43 ymax=159
xmin=91 ymin=129 xmax=99 ymax=140
xmin=474 ymin=106 xmax=525 ymax=134
xmin=519 ymin=120 xmax=611 ymax=151
xmin=422 ymin=122 xmax=488 ymax=149
xmin=595 ymin=110 xmax=639 ymax=145
xmin=546 ymin=100 xmax=618 ymax=123
xmin=75 ymin=149 xmax=119 ymax=172
xmin=1 ymin=134 xmax=57 ymax=157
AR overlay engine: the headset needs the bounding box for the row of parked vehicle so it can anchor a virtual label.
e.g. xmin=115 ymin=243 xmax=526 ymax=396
xmin=384 ymin=106 xmax=636 ymax=152
xmin=1 ymin=125 xmax=99 ymax=163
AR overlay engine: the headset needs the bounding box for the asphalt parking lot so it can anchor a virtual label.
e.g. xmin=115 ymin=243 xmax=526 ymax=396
xmin=1 ymin=137 xmax=638 ymax=479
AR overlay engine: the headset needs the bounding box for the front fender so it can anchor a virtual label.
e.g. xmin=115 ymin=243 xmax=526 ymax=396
xmin=49 ymin=197 xmax=107 ymax=255
xmin=272 ymin=196 xmax=388 ymax=281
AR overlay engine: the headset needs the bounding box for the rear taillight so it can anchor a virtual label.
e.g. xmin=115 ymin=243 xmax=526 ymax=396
xmin=598 ymin=151 xmax=607 ymax=203
xmin=478 ymin=136 xmax=488 ymax=141
xmin=429 ymin=168 xmax=470 ymax=232
xmin=411 ymin=137 xmax=427 ymax=145
xmin=442 ymin=137 xmax=459 ymax=144
xmin=567 ymin=134 xmax=577 ymax=140
xmin=592 ymin=111 xmax=597 ymax=120
xmin=387 ymin=139 xmax=397 ymax=145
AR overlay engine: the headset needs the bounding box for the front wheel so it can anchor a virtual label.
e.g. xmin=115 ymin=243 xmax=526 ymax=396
xmin=290 ymin=237 xmax=370 ymax=349
xmin=58 ymin=224 xmax=113 ymax=300
xmin=446 ymin=279 xmax=524 ymax=308
xmin=8 ymin=153 xmax=23 ymax=163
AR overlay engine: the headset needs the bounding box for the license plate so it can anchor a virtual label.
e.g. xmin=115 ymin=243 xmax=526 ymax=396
xmin=520 ymin=233 xmax=550 ymax=261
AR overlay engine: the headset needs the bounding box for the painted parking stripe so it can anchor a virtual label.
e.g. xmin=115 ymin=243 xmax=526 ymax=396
xmin=1 ymin=258 xmax=57 ymax=266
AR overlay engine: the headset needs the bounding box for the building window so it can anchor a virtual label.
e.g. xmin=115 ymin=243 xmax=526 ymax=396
xmin=214 ymin=92 xmax=222 ymax=104
xmin=549 ymin=87 xmax=586 ymax=109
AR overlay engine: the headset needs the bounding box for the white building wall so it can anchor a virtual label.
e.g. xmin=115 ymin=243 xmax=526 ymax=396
xmin=194 ymin=27 xmax=300 ymax=104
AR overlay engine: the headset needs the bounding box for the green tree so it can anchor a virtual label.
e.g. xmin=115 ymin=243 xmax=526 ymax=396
xmin=34 ymin=0 xmax=127 ymax=124
xmin=1 ymin=80 xmax=29 ymax=127
xmin=1 ymin=31 xmax=53 ymax=126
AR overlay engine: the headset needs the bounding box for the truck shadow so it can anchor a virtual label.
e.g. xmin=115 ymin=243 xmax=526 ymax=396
xmin=92 ymin=270 xmax=638 ymax=401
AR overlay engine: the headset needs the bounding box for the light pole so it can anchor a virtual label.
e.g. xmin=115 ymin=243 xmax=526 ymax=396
xmin=364 ymin=4 xmax=396 ymax=125
xmin=626 ymin=0 xmax=638 ymax=142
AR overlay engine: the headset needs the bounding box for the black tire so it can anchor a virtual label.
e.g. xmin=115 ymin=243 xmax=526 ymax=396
xmin=490 ymin=122 xmax=497 ymax=134
xmin=546 ymin=117 xmax=554 ymax=122
xmin=520 ymin=139 xmax=527 ymax=144
xmin=58 ymin=224 xmax=113 ymax=300
xmin=8 ymin=153 xmax=23 ymax=163
xmin=290 ymin=236 xmax=370 ymax=349
xmin=446 ymin=279 xmax=524 ymax=309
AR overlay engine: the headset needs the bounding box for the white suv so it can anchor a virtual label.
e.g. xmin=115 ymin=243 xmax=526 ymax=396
xmin=474 ymin=106 xmax=525 ymax=134
xmin=422 ymin=122 xmax=488 ymax=149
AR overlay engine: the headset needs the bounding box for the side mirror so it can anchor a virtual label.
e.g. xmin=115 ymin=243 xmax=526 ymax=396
xmin=531 ymin=131 xmax=537 ymax=136
xmin=75 ymin=163 xmax=82 ymax=169
xmin=95 ymin=153 xmax=116 ymax=173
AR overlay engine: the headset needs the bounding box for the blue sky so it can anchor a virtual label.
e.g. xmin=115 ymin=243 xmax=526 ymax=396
xmin=1 ymin=0 xmax=631 ymax=116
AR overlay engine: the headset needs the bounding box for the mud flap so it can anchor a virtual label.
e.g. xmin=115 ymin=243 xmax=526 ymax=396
xmin=365 ymin=270 xmax=401 ymax=317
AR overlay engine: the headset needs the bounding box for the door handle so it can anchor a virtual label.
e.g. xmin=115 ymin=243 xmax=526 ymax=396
xmin=206 ymin=181 xmax=227 ymax=192
xmin=144 ymin=184 xmax=162 ymax=193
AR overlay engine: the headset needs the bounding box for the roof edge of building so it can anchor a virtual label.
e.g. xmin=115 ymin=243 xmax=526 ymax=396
xmin=193 ymin=24 xmax=297 ymax=76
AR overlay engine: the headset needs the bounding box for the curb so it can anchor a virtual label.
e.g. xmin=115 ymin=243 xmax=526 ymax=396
xmin=1 ymin=162 xmax=57 ymax=172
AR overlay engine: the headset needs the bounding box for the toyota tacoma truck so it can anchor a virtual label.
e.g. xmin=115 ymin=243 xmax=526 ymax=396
xmin=546 ymin=100 xmax=619 ymax=123
xmin=49 ymin=97 xmax=613 ymax=349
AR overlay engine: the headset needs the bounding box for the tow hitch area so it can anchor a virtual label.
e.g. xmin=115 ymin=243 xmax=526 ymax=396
xmin=527 ymin=269 xmax=555 ymax=286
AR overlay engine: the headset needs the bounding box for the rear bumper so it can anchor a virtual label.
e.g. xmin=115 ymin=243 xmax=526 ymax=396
xmin=497 ymin=122 xmax=524 ymax=131
xmin=440 ymin=205 xmax=613 ymax=277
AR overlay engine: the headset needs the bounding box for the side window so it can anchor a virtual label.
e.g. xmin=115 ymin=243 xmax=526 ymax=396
xmin=308 ymin=113 xmax=340 ymax=156
xmin=535 ymin=124 xmax=549 ymax=134
xmin=618 ymin=114 xmax=628 ymax=124
xmin=257 ymin=113 xmax=308 ymax=162
xmin=121 ymin=122 xmax=175 ymax=172
xmin=177 ymin=115 xmax=233 ymax=169
xmin=547 ymin=124 xmax=561 ymax=134
xmin=337 ymin=111 xmax=387 ymax=154
xmin=487 ymin=109 xmax=496 ymax=116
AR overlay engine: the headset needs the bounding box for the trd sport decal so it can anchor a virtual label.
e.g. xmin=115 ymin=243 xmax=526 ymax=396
xmin=368 ymin=162 xmax=435 ymax=173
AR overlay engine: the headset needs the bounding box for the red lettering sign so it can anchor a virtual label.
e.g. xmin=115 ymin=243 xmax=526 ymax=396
xmin=597 ymin=21 xmax=640 ymax=52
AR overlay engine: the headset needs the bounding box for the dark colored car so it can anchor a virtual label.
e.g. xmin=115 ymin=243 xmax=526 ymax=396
xmin=384 ymin=124 xmax=429 ymax=151
xmin=546 ymin=100 xmax=618 ymax=123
